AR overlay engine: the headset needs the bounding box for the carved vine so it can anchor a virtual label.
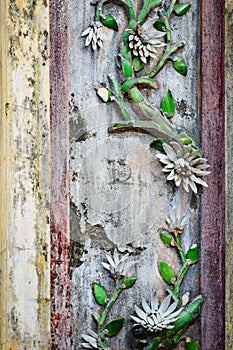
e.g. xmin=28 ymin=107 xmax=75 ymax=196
xmin=80 ymin=1 xmax=210 ymax=349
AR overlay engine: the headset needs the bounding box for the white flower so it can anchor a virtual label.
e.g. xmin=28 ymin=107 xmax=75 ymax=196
xmin=131 ymin=293 xmax=183 ymax=333
xmin=102 ymin=250 xmax=137 ymax=279
xmin=156 ymin=142 xmax=211 ymax=193
xmin=82 ymin=22 xmax=103 ymax=50
xmin=81 ymin=330 xmax=108 ymax=349
xmin=127 ymin=16 xmax=166 ymax=64
xmin=166 ymin=205 xmax=189 ymax=232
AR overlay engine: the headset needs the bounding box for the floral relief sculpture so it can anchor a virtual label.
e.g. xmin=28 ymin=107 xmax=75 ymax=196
xmin=80 ymin=1 xmax=209 ymax=349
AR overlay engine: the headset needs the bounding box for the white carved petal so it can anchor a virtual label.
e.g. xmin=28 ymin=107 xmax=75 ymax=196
xmin=86 ymin=28 xmax=94 ymax=46
xmin=162 ymin=300 xmax=178 ymax=317
xmin=122 ymin=261 xmax=137 ymax=275
xmin=135 ymin=305 xmax=148 ymax=321
xmin=175 ymin=176 xmax=182 ymax=187
xmin=159 ymin=295 xmax=171 ymax=314
xmin=97 ymin=39 xmax=103 ymax=48
xmin=105 ymin=253 xmax=116 ymax=268
xmin=130 ymin=315 xmax=146 ymax=325
xmin=101 ymin=262 xmax=112 ymax=272
xmin=189 ymin=180 xmax=197 ymax=193
xmin=82 ymin=27 xmax=91 ymax=36
xmin=171 ymin=142 xmax=183 ymax=157
xmin=167 ymin=169 xmax=175 ymax=180
xmin=163 ymin=144 xmax=177 ymax=162
xmin=147 ymin=316 xmax=154 ymax=326
xmin=149 ymin=52 xmax=157 ymax=59
xmin=151 ymin=292 xmax=159 ymax=311
xmin=141 ymin=56 xmax=147 ymax=64
xmin=191 ymin=175 xmax=209 ymax=187
xmin=87 ymin=330 xmax=99 ymax=339
xmin=133 ymin=49 xmax=138 ymax=56
xmin=81 ymin=343 xmax=94 ymax=349
xmin=81 ymin=334 xmax=98 ymax=347
xmin=142 ymin=298 xmax=151 ymax=313
xmin=164 ymin=307 xmax=183 ymax=320
xmin=113 ymin=250 xmax=120 ymax=265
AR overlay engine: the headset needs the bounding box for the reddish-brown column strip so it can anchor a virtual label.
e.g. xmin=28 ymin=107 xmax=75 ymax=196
xmin=200 ymin=1 xmax=225 ymax=349
xmin=50 ymin=1 xmax=70 ymax=349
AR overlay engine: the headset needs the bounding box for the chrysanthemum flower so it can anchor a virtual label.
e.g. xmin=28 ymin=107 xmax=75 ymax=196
xmin=102 ymin=250 xmax=137 ymax=279
xmin=156 ymin=142 xmax=210 ymax=193
xmin=127 ymin=16 xmax=166 ymax=64
xmin=82 ymin=22 xmax=103 ymax=50
xmin=131 ymin=293 xmax=183 ymax=333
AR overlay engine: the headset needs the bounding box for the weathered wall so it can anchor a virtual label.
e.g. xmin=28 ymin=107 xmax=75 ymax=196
xmin=69 ymin=1 xmax=200 ymax=348
xmin=0 ymin=1 xmax=50 ymax=349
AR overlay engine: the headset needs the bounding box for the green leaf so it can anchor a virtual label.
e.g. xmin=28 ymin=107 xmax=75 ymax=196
xmin=159 ymin=261 xmax=176 ymax=285
xmin=132 ymin=57 xmax=144 ymax=72
xmin=105 ymin=318 xmax=125 ymax=337
xmin=186 ymin=339 xmax=199 ymax=350
xmin=102 ymin=14 xmax=118 ymax=31
xmin=149 ymin=0 xmax=161 ymax=6
xmin=187 ymin=245 xmax=199 ymax=265
xmin=122 ymin=59 xmax=133 ymax=78
xmin=92 ymin=283 xmax=109 ymax=305
xmin=160 ymin=232 xmax=173 ymax=246
xmin=122 ymin=277 xmax=137 ymax=289
xmin=161 ymin=90 xmax=175 ymax=118
xmin=150 ymin=139 xmax=164 ymax=151
xmin=153 ymin=19 xmax=165 ymax=31
xmin=173 ymin=56 xmax=188 ymax=76
xmin=92 ymin=313 xmax=100 ymax=323
xmin=174 ymin=4 xmax=191 ymax=16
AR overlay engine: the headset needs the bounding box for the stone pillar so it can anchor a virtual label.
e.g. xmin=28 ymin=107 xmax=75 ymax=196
xmin=0 ymin=1 xmax=50 ymax=348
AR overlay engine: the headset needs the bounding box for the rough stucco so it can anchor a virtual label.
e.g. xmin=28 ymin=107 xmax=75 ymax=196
xmin=69 ymin=1 xmax=200 ymax=348
xmin=225 ymin=1 xmax=233 ymax=349
xmin=0 ymin=1 xmax=50 ymax=348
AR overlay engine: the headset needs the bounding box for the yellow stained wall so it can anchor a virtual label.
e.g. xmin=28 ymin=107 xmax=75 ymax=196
xmin=0 ymin=1 xmax=50 ymax=348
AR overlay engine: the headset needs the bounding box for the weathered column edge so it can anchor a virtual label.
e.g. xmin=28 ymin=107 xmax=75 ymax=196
xmin=200 ymin=0 xmax=225 ymax=349
xmin=0 ymin=1 xmax=8 ymax=345
xmin=50 ymin=0 xmax=70 ymax=349
xmin=225 ymin=1 xmax=233 ymax=349
xmin=0 ymin=0 xmax=51 ymax=348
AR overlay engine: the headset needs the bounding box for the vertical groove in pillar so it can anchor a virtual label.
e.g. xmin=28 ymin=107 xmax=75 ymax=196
xmin=50 ymin=0 xmax=70 ymax=349
xmin=200 ymin=1 xmax=225 ymax=349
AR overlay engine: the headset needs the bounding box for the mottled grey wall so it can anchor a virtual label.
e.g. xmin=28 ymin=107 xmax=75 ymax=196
xmin=69 ymin=1 xmax=200 ymax=348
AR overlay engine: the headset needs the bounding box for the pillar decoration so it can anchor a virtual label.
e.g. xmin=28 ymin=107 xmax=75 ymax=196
xmin=78 ymin=1 xmax=209 ymax=349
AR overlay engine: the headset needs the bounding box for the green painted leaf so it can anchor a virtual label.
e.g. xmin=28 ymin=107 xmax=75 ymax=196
xmin=153 ymin=19 xmax=164 ymax=31
xmin=102 ymin=14 xmax=118 ymax=31
xmin=150 ymin=139 xmax=164 ymax=151
xmin=92 ymin=313 xmax=100 ymax=323
xmin=173 ymin=56 xmax=188 ymax=76
xmin=92 ymin=283 xmax=109 ymax=305
xmin=186 ymin=339 xmax=199 ymax=350
xmin=122 ymin=59 xmax=133 ymax=78
xmin=149 ymin=0 xmax=161 ymax=6
xmin=159 ymin=261 xmax=176 ymax=285
xmin=122 ymin=277 xmax=137 ymax=289
xmin=161 ymin=90 xmax=175 ymax=118
xmin=105 ymin=318 xmax=125 ymax=337
xmin=160 ymin=232 xmax=173 ymax=246
xmin=187 ymin=245 xmax=199 ymax=265
xmin=132 ymin=57 xmax=144 ymax=72
xmin=174 ymin=4 xmax=191 ymax=16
